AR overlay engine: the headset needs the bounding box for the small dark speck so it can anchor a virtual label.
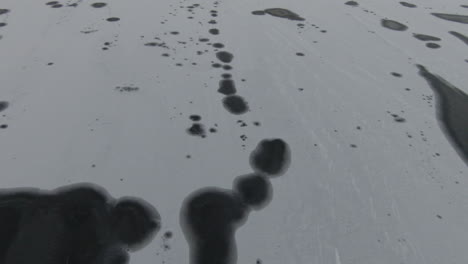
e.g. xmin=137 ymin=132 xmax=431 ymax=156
xmin=296 ymin=52 xmax=305 ymax=56
xmin=106 ymin=17 xmax=120 ymax=22
xmin=256 ymin=259 xmax=262 ymax=264
xmin=163 ymin=231 xmax=173 ymax=239
xmin=436 ymin=215 xmax=442 ymax=219
xmin=394 ymin=117 xmax=406 ymax=123
xmin=350 ymin=144 xmax=357 ymax=148
xmin=356 ymin=126 xmax=361 ymax=130
xmin=253 ymin=121 xmax=261 ymax=126
xmin=391 ymin=72 xmax=402 ymax=77
xmin=91 ymin=164 xmax=96 ymax=168
xmin=320 ymin=30 xmax=327 ymax=33
xmin=209 ymin=128 xmax=217 ymax=133
xmin=47 ymin=62 xmax=54 ymax=66
xmin=298 ymin=88 xmax=304 ymax=91
xmin=186 ymin=155 xmax=191 ymax=159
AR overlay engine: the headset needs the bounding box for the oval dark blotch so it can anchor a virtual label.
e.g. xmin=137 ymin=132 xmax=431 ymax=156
xmin=216 ymin=51 xmax=233 ymax=63
xmin=251 ymin=10 xmax=266 ymax=15
xmin=218 ymin=80 xmax=237 ymax=95
xmin=399 ymin=1 xmax=417 ymax=8
xmin=189 ymin=115 xmax=201 ymax=121
xmin=412 ymin=33 xmax=441 ymax=41
xmin=91 ymin=2 xmax=107 ymax=8
xmin=426 ymin=42 xmax=440 ymax=49
xmin=106 ymin=17 xmax=120 ymax=22
xmin=0 ymin=22 xmax=7 ymax=27
xmin=345 ymin=1 xmax=359 ymax=6
xmin=222 ymin=95 xmax=249 ymax=115
xmin=381 ymin=19 xmax=408 ymax=31
xmin=391 ymin=72 xmax=402 ymax=77
xmin=213 ymin=43 xmax=224 ymax=48
xmin=249 ymin=139 xmax=291 ymax=177
xmin=233 ymin=174 xmax=272 ymax=210
xmin=0 ymin=9 xmax=10 ymax=15
xmin=209 ymin=28 xmax=219 ymax=35
xmin=264 ymin=8 xmax=305 ymax=21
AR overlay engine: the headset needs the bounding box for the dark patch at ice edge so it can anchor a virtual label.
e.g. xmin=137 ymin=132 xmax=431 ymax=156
xmin=417 ymin=65 xmax=468 ymax=165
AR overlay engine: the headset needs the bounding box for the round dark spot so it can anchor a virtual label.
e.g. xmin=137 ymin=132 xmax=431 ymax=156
xmin=249 ymin=139 xmax=291 ymax=176
xmin=233 ymin=174 xmax=272 ymax=209
xmin=106 ymin=17 xmax=120 ymax=22
xmin=209 ymin=28 xmax=219 ymax=35
xmin=222 ymin=95 xmax=249 ymax=115
xmin=216 ymin=51 xmax=233 ymax=63
xmin=163 ymin=231 xmax=173 ymax=239
xmin=426 ymin=42 xmax=440 ymax=49
xmin=187 ymin=123 xmax=206 ymax=137
xmin=91 ymin=2 xmax=107 ymax=8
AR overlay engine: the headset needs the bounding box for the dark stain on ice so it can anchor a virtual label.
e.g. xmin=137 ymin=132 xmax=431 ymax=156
xmin=46 ymin=1 xmax=59 ymax=5
xmin=222 ymin=73 xmax=232 ymax=79
xmin=345 ymin=1 xmax=359 ymax=7
xmin=264 ymin=8 xmax=305 ymax=21
xmin=0 ymin=183 xmax=161 ymax=264
xmin=417 ymin=64 xmax=468 ymax=164
xmin=296 ymin=52 xmax=305 ymax=56
xmin=0 ymin=124 xmax=7 ymax=129
xmin=187 ymin=123 xmax=206 ymax=138
xmin=216 ymin=51 xmax=233 ymax=63
xmin=218 ymin=80 xmax=237 ymax=95
xmin=251 ymin=10 xmax=266 ymax=15
xmin=381 ymin=19 xmax=408 ymax=31
xmin=115 ymin=86 xmax=139 ymax=92
xmin=91 ymin=2 xmax=107 ymax=8
xmin=250 ymin=139 xmax=291 ymax=176
xmin=0 ymin=101 xmax=9 ymax=112
xmin=413 ymin=33 xmax=441 ymax=41
xmin=106 ymin=17 xmax=120 ymax=22
xmin=189 ymin=115 xmax=201 ymax=122
xmin=426 ymin=42 xmax=441 ymax=49
xmin=449 ymin=31 xmax=468 ymax=46
xmin=431 ymin=13 xmax=468 ymax=24
xmin=0 ymin=23 xmax=7 ymax=27
xmin=233 ymin=174 xmax=272 ymax=210
xmin=213 ymin=43 xmax=224 ymax=49
xmin=0 ymin=9 xmax=10 ymax=15
xmin=391 ymin=72 xmax=402 ymax=77
xmin=52 ymin=4 xmax=63 ymax=8
xmin=209 ymin=29 xmax=219 ymax=35
xmin=399 ymin=2 xmax=417 ymax=8
xmin=223 ymin=96 xmax=249 ymax=115
xmin=212 ymin=63 xmax=222 ymax=68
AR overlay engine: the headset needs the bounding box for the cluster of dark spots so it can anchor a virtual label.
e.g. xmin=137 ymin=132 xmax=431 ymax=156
xmin=0 ymin=23 xmax=7 ymax=27
xmin=345 ymin=1 xmax=359 ymax=7
xmin=262 ymin=8 xmax=305 ymax=21
xmin=237 ymin=120 xmax=247 ymax=127
xmin=145 ymin=42 xmax=169 ymax=49
xmin=216 ymin=51 xmax=233 ymax=63
xmin=106 ymin=17 xmax=120 ymax=22
xmin=391 ymin=72 xmax=402 ymax=77
xmin=426 ymin=42 xmax=440 ymax=49
xmin=449 ymin=31 xmax=468 ymax=46
xmin=388 ymin=112 xmax=406 ymax=122
xmin=399 ymin=2 xmax=417 ymax=8
xmin=417 ymin=65 xmax=468 ymax=165
xmin=0 ymin=183 xmax=161 ymax=264
xmin=0 ymin=124 xmax=7 ymax=129
xmin=223 ymin=96 xmax=249 ymax=115
xmin=240 ymin=135 xmax=247 ymax=141
xmin=115 ymin=86 xmax=139 ymax=92
xmin=218 ymin=80 xmax=237 ymax=95
xmin=209 ymin=28 xmax=219 ymax=35
xmin=189 ymin=115 xmax=201 ymax=122
xmin=0 ymin=101 xmax=9 ymax=112
xmin=251 ymin=10 xmax=266 ymax=15
xmin=412 ymin=33 xmax=441 ymax=41
xmin=249 ymin=139 xmax=291 ymax=176
xmin=431 ymin=13 xmax=468 ymax=24
xmin=91 ymin=2 xmax=107 ymax=8
xmin=381 ymin=19 xmax=408 ymax=31
xmin=187 ymin=123 xmax=206 ymax=138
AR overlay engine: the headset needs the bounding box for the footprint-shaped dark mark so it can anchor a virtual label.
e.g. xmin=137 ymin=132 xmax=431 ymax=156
xmin=381 ymin=19 xmax=408 ymax=31
xmin=449 ymin=31 xmax=468 ymax=46
xmin=218 ymin=80 xmax=237 ymax=95
xmin=181 ymin=139 xmax=290 ymax=264
xmin=187 ymin=123 xmax=206 ymax=138
xmin=263 ymin=8 xmax=305 ymax=21
xmin=249 ymin=139 xmax=291 ymax=177
xmin=0 ymin=9 xmax=9 ymax=15
xmin=0 ymin=101 xmax=9 ymax=112
xmin=413 ymin=33 xmax=441 ymax=41
xmin=216 ymin=51 xmax=233 ymax=63
xmin=106 ymin=17 xmax=120 ymax=22
xmin=345 ymin=1 xmax=359 ymax=7
xmin=0 ymin=183 xmax=161 ymax=264
xmin=426 ymin=42 xmax=441 ymax=49
xmin=91 ymin=2 xmax=107 ymax=8
xmin=417 ymin=65 xmax=468 ymax=165
xmin=399 ymin=2 xmax=417 ymax=8
xmin=222 ymin=96 xmax=249 ymax=115
xmin=431 ymin=13 xmax=468 ymax=24
xmin=209 ymin=29 xmax=219 ymax=35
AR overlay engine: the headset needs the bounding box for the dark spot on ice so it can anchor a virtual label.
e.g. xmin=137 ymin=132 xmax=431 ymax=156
xmin=106 ymin=17 xmax=120 ymax=22
xmin=233 ymin=174 xmax=272 ymax=210
xmin=222 ymin=73 xmax=232 ymax=79
xmin=345 ymin=1 xmax=359 ymax=7
xmin=91 ymin=2 xmax=107 ymax=8
xmin=417 ymin=64 xmax=468 ymax=165
xmin=208 ymin=20 xmax=217 ymax=24
xmin=163 ymin=231 xmax=173 ymax=239
xmin=253 ymin=121 xmax=261 ymax=126
xmin=412 ymin=33 xmax=441 ymax=41
xmin=249 ymin=139 xmax=291 ymax=177
xmin=213 ymin=43 xmax=224 ymax=48
xmin=223 ymin=65 xmax=233 ymax=71
xmin=212 ymin=63 xmax=222 ymax=68
xmin=199 ymin=38 xmax=209 ymax=42
xmin=0 ymin=124 xmax=7 ymax=129
xmin=0 ymin=101 xmax=9 ymax=112
xmin=189 ymin=115 xmax=201 ymax=121
xmin=209 ymin=29 xmax=219 ymax=35
xmin=216 ymin=51 xmax=233 ymax=63
xmin=0 ymin=9 xmax=10 ymax=15
xmin=350 ymin=144 xmax=357 ymax=148
xmin=52 ymin=4 xmax=63 ymax=8
xmin=47 ymin=62 xmax=54 ymax=66
xmin=187 ymin=123 xmax=206 ymax=137
xmin=296 ymin=52 xmax=304 ymax=56
xmin=449 ymin=31 xmax=468 ymax=46
xmin=399 ymin=2 xmax=417 ymax=8
xmin=391 ymin=72 xmax=402 ymax=77
xmin=431 ymin=13 xmax=468 ymax=24
xmin=381 ymin=19 xmax=408 ymax=31
xmin=0 ymin=23 xmax=7 ymax=27
xmin=46 ymin=1 xmax=59 ymax=5
xmin=209 ymin=128 xmax=217 ymax=133
xmin=251 ymin=10 xmax=266 ymax=15
xmin=218 ymin=80 xmax=237 ymax=95
xmin=426 ymin=42 xmax=440 ymax=49
xmin=0 ymin=183 xmax=161 ymax=264
xmin=170 ymin=31 xmax=179 ymax=35
xmin=223 ymin=95 xmax=249 ymax=115
xmin=264 ymin=8 xmax=305 ymax=21
xmin=115 ymin=86 xmax=139 ymax=92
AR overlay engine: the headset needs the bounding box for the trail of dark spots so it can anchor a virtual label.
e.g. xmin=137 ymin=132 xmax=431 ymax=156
xmin=91 ymin=2 xmax=106 ymax=8
xmin=233 ymin=174 xmax=272 ymax=209
xmin=391 ymin=72 xmax=402 ymax=77
xmin=213 ymin=43 xmax=224 ymax=48
xmin=46 ymin=1 xmax=59 ymax=5
xmin=218 ymin=80 xmax=237 ymax=95
xmin=187 ymin=123 xmax=206 ymax=137
xmin=0 ymin=9 xmax=9 ymax=15
xmin=0 ymin=183 xmax=160 ymax=264
xmin=412 ymin=33 xmax=441 ymax=41
xmin=209 ymin=29 xmax=219 ymax=35
xmin=216 ymin=51 xmax=233 ymax=63
xmin=345 ymin=1 xmax=359 ymax=7
xmin=0 ymin=101 xmax=9 ymax=112
xmin=264 ymin=8 xmax=305 ymax=21
xmin=449 ymin=31 xmax=468 ymax=46
xmin=240 ymin=135 xmax=247 ymax=141
xmin=250 ymin=139 xmax=291 ymax=176
xmin=426 ymin=42 xmax=441 ymax=49
xmin=0 ymin=23 xmax=7 ymax=27
xmin=399 ymin=2 xmax=417 ymax=8
xmin=431 ymin=13 xmax=468 ymax=24
xmin=0 ymin=124 xmax=7 ymax=129
xmin=381 ymin=19 xmax=408 ymax=31
xmin=296 ymin=52 xmax=304 ymax=56
xmin=106 ymin=17 xmax=120 ymax=22
xmin=223 ymin=96 xmax=249 ymax=115
xmin=189 ymin=115 xmax=201 ymax=121
xmin=251 ymin=10 xmax=266 ymax=15
xmin=417 ymin=65 xmax=468 ymax=165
